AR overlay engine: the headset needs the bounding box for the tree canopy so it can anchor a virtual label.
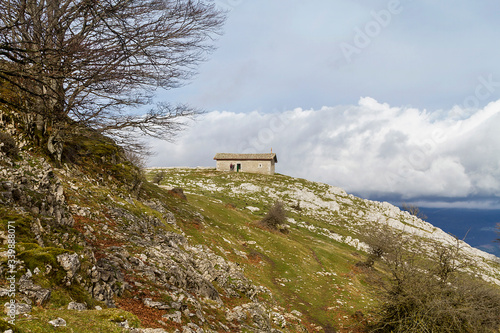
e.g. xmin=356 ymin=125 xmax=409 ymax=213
xmin=0 ymin=0 xmax=225 ymax=156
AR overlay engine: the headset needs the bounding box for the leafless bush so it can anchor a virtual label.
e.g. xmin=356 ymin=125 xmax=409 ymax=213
xmin=401 ymin=202 xmax=428 ymax=220
xmin=124 ymin=148 xmax=149 ymax=170
xmin=261 ymin=201 xmax=288 ymax=233
xmin=358 ymin=223 xmax=408 ymax=269
xmin=0 ymin=131 xmax=18 ymax=158
xmin=366 ymin=227 xmax=500 ymax=332
xmin=401 ymin=202 xmax=427 ymax=220
xmin=153 ymin=171 xmax=166 ymax=185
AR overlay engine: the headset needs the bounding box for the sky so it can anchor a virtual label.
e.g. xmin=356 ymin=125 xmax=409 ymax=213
xmin=148 ymin=0 xmax=500 ymax=209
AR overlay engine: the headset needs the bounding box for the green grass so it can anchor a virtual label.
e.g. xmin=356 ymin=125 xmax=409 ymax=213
xmin=155 ymin=172 xmax=380 ymax=330
xmin=10 ymin=308 xmax=140 ymax=333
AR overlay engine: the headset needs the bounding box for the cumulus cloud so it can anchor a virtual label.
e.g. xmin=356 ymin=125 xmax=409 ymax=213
xmin=148 ymin=98 xmax=500 ymax=208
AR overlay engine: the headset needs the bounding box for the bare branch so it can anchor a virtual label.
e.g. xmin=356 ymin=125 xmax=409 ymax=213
xmin=0 ymin=0 xmax=225 ymax=154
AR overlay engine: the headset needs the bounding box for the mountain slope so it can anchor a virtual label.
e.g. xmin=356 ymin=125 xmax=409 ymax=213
xmin=1 ymin=121 xmax=499 ymax=333
xmin=148 ymin=167 xmax=500 ymax=282
xmin=145 ymin=167 xmax=500 ymax=330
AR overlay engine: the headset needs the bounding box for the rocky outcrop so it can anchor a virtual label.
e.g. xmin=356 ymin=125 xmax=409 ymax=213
xmin=57 ymin=253 xmax=81 ymax=283
xmin=18 ymin=271 xmax=51 ymax=306
xmin=0 ymin=133 xmax=298 ymax=331
xmin=67 ymin=301 xmax=87 ymax=310
xmin=0 ymin=151 xmax=73 ymax=227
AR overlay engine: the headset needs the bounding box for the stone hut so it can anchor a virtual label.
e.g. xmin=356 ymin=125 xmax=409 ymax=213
xmin=213 ymin=153 xmax=278 ymax=175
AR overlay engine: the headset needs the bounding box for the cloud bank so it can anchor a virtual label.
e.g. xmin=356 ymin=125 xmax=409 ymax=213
xmin=148 ymin=98 xmax=500 ymax=208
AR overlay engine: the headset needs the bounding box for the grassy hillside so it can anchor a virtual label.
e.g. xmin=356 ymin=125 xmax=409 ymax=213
xmin=145 ymin=167 xmax=500 ymax=331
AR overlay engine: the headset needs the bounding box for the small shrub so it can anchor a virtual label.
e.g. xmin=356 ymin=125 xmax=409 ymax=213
xmin=0 ymin=319 xmax=20 ymax=333
xmin=0 ymin=131 xmax=19 ymax=158
xmin=124 ymin=148 xmax=148 ymax=170
xmin=261 ymin=201 xmax=288 ymax=232
xmin=153 ymin=171 xmax=166 ymax=184
xmin=401 ymin=202 xmax=427 ymax=220
xmin=169 ymin=187 xmax=187 ymax=200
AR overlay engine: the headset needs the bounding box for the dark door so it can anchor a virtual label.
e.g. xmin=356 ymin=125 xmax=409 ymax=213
xmin=236 ymin=163 xmax=241 ymax=172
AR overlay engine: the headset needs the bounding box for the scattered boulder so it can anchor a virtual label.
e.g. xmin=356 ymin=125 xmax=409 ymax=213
xmin=226 ymin=303 xmax=271 ymax=331
xmin=57 ymin=253 xmax=81 ymax=281
xmin=3 ymin=302 xmax=31 ymax=315
xmin=182 ymin=323 xmax=203 ymax=333
xmin=143 ymin=298 xmax=170 ymax=310
xmin=162 ymin=311 xmax=182 ymax=324
xmin=18 ymin=273 xmax=51 ymax=306
xmin=67 ymin=301 xmax=87 ymax=311
xmin=48 ymin=317 xmax=67 ymax=327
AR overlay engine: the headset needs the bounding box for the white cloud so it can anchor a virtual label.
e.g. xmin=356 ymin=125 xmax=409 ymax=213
xmin=148 ymin=98 xmax=500 ymax=207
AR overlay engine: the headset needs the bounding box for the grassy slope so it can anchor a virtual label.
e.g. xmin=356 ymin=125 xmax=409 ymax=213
xmin=147 ymin=168 xmax=384 ymax=331
xmin=146 ymin=167 xmax=500 ymax=331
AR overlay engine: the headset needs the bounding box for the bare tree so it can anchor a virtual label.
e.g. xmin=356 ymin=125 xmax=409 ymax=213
xmin=365 ymin=226 xmax=500 ymax=333
xmin=0 ymin=0 xmax=225 ymax=159
xmin=401 ymin=202 xmax=427 ymax=220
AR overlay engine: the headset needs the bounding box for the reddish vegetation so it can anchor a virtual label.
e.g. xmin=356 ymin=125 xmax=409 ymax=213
xmin=116 ymin=297 xmax=178 ymax=329
xmin=73 ymin=214 xmax=125 ymax=260
xmin=247 ymin=251 xmax=263 ymax=265
xmin=72 ymin=215 xmax=90 ymax=234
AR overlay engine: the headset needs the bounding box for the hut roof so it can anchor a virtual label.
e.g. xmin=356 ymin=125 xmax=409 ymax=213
xmin=213 ymin=153 xmax=277 ymax=163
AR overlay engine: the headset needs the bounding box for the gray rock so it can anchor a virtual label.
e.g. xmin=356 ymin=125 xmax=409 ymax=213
xmin=118 ymin=319 xmax=129 ymax=328
xmin=3 ymin=302 xmax=32 ymax=315
xmin=55 ymin=184 xmax=65 ymax=204
xmin=92 ymin=282 xmax=114 ymax=306
xmin=170 ymin=301 xmax=182 ymax=310
xmin=226 ymin=303 xmax=271 ymax=331
xmin=183 ymin=323 xmax=204 ymax=333
xmin=18 ymin=274 xmax=51 ymax=306
xmin=143 ymin=298 xmax=170 ymax=310
xmin=162 ymin=311 xmax=182 ymax=324
xmin=56 ymin=253 xmax=81 ymax=279
xmin=48 ymin=317 xmax=66 ymax=327
xmin=67 ymin=301 xmax=87 ymax=311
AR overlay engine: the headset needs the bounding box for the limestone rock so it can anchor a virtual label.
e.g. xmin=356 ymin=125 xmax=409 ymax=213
xmin=67 ymin=301 xmax=87 ymax=311
xmin=3 ymin=302 xmax=31 ymax=315
xmin=226 ymin=303 xmax=271 ymax=331
xmin=143 ymin=298 xmax=170 ymax=310
xmin=18 ymin=273 xmax=51 ymax=305
xmin=57 ymin=253 xmax=81 ymax=281
xmin=49 ymin=317 xmax=67 ymax=327
xmin=182 ymin=323 xmax=204 ymax=333
xmin=163 ymin=311 xmax=182 ymax=324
